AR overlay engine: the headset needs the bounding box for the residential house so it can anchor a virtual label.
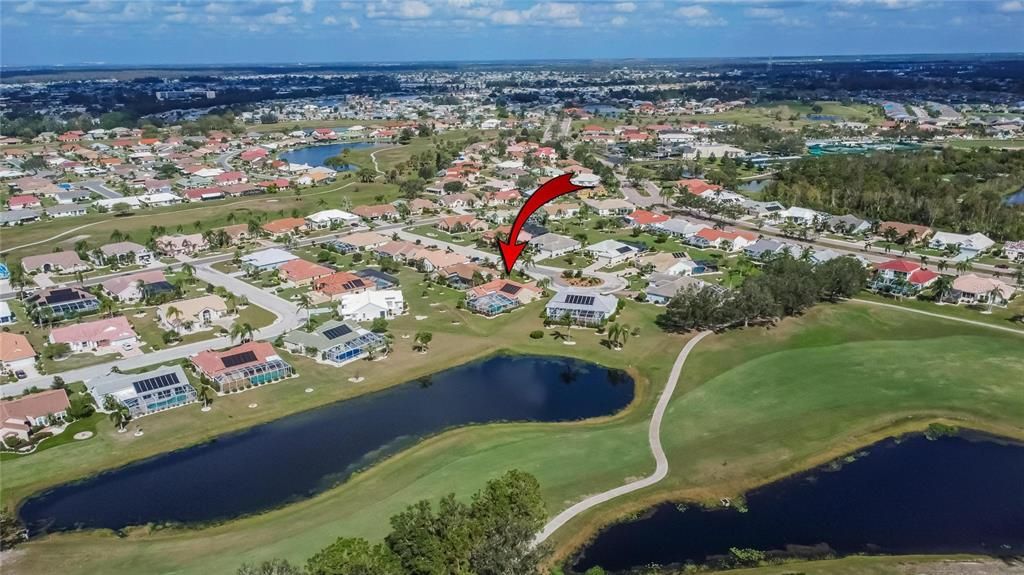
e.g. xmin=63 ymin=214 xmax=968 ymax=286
xmin=1004 ymin=240 xmax=1024 ymax=262
xmin=305 ymin=209 xmax=360 ymax=230
xmin=8 ymin=195 xmax=42 ymax=210
xmin=438 ymin=262 xmax=493 ymax=289
xmin=775 ymin=206 xmax=822 ymax=227
xmin=744 ymin=238 xmax=792 ymax=260
xmin=331 ymin=231 xmax=391 ymax=254
xmin=278 ymin=259 xmax=333 ymax=287
xmin=688 ymin=228 xmax=757 ymax=252
xmin=0 ymin=209 xmax=40 ymax=226
xmin=101 ymin=270 xmax=172 ymax=303
xmin=878 ymin=221 xmax=933 ymax=244
xmin=542 ymin=202 xmax=580 ymax=220
xmin=339 ymin=289 xmax=405 ymax=321
xmin=313 ymin=271 xmax=373 ymax=301
xmin=21 ymin=251 xmax=90 ymax=274
xmin=645 ymin=274 xmax=722 ymax=305
xmin=437 ymin=193 xmax=477 ymax=210
xmin=156 ymin=233 xmax=208 ymax=257
xmin=26 ymin=287 xmax=99 ymax=319
xmin=437 ymin=215 xmax=487 ymax=233
xmin=652 ymin=218 xmax=709 ymax=239
xmin=191 ymin=341 xmax=294 ymax=392
xmin=480 ymin=225 xmax=532 ymax=244
xmin=0 ymin=301 xmax=15 ymax=325
xmin=241 ymin=248 xmax=299 ymax=272
xmin=408 ymin=198 xmax=438 ymax=214
xmin=828 ymin=214 xmax=872 ymax=235
xmin=582 ymin=198 xmax=635 ymax=216
xmin=0 ymin=390 xmax=70 ymax=441
xmin=946 ymin=274 xmax=1015 ymax=307
xmin=87 ymin=365 xmax=195 ymax=418
xmin=625 ymin=209 xmax=670 ymax=228
xmin=0 ymin=333 xmax=35 ymax=375
xmin=530 ymin=233 xmax=581 ymax=260
xmin=587 ymin=239 xmax=643 ymax=267
xmin=414 ymin=249 xmax=469 ymax=272
xmin=929 ymin=232 xmax=995 ymax=257
xmin=355 ymin=268 xmax=399 ymax=289
xmin=49 ymin=316 xmax=139 ymax=353
xmin=282 ymin=320 xmax=386 ymax=365
xmin=217 ymin=224 xmax=252 ymax=245
xmin=262 ymin=217 xmax=307 ymax=238
xmin=870 ymin=260 xmax=939 ymax=295
xmin=157 ymin=295 xmax=230 ymax=334
xmin=637 ymin=252 xmax=702 ymax=276
xmin=466 ymin=279 xmax=542 ymax=316
xmin=45 ymin=204 xmax=88 ymax=219
xmin=545 ymin=290 xmax=619 ymax=326
xmin=98 ymin=241 xmax=153 ymax=266
xmin=352 ymin=204 xmax=399 ymax=221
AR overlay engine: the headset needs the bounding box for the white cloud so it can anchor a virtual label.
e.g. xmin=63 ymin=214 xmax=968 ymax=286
xmin=166 ymin=11 xmax=189 ymax=23
xmin=613 ymin=2 xmax=636 ymax=13
xmin=745 ymin=7 xmax=783 ymax=19
xmin=14 ymin=1 xmax=36 ymax=14
xmin=349 ymin=16 xmax=361 ymax=28
xmin=300 ymin=0 xmax=316 ymax=14
xmin=263 ymin=6 xmax=296 ymax=25
xmin=367 ymin=0 xmax=433 ymax=19
xmin=997 ymin=0 xmax=1024 ymax=12
xmin=323 ymin=14 xmax=338 ymax=24
xmin=675 ymin=4 xmax=726 ymax=26
xmin=489 ymin=2 xmax=582 ymax=27
xmin=610 ymin=15 xmax=627 ymax=26
xmin=205 ymin=3 xmax=232 ymax=15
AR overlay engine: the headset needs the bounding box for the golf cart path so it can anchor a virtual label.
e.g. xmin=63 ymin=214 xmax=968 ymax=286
xmin=851 ymin=298 xmax=1024 ymax=336
xmin=534 ymin=330 xmax=712 ymax=545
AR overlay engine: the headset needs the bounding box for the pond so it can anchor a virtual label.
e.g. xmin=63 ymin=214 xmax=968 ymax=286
xmin=1005 ymin=187 xmax=1024 ymax=206
xmin=277 ymin=141 xmax=378 ymax=169
xmin=20 ymin=355 xmax=633 ymax=534
xmin=572 ymin=434 xmax=1024 ymax=573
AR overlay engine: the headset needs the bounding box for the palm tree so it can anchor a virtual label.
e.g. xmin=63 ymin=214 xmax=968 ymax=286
xmin=985 ymin=286 xmax=1004 ymax=314
xmin=298 ymin=294 xmax=313 ymax=329
xmin=99 ymin=298 xmax=117 ymax=318
xmin=179 ymin=263 xmax=196 ymax=284
xmin=165 ymin=306 xmax=183 ymax=330
xmin=617 ymin=323 xmax=633 ymax=349
xmin=195 ymin=381 xmax=216 ymax=409
xmin=955 ymin=259 xmax=971 ymax=275
xmin=230 ymin=322 xmax=255 ymax=343
xmin=932 ymin=274 xmax=953 ymax=303
xmin=108 ymin=404 xmax=131 ymax=432
xmin=413 ymin=331 xmax=433 ymax=352
xmin=919 ymin=255 xmax=929 ymax=269
xmin=606 ymin=322 xmax=622 ymax=349
xmin=560 ymin=311 xmax=574 ymax=342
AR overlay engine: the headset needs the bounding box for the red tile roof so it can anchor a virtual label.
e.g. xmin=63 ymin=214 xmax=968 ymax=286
xmin=0 ymin=389 xmax=70 ymax=423
xmin=877 ymin=259 xmax=920 ymax=273
xmin=278 ymin=259 xmax=333 ymax=282
xmin=0 ymin=333 xmax=35 ymax=362
xmin=191 ymin=341 xmax=279 ymax=377
xmin=49 ymin=317 xmax=137 ymax=345
xmin=627 ymin=209 xmax=669 ymax=226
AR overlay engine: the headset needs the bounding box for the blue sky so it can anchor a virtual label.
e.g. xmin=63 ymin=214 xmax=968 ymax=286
xmin=2 ymin=0 xmax=1023 ymax=67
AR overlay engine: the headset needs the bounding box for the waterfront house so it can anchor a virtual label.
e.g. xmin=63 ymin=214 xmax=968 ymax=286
xmin=545 ymin=290 xmax=618 ymax=326
xmin=191 ymin=341 xmax=294 ymax=392
xmin=87 ymin=365 xmax=196 ymax=418
xmin=466 ymin=279 xmax=542 ymax=317
xmin=282 ymin=320 xmax=386 ymax=365
xmin=0 ymin=390 xmax=70 ymax=441
xmin=340 ymin=289 xmax=405 ymax=321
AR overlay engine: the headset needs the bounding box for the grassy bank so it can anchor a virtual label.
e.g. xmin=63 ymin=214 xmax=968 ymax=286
xmin=6 ymin=302 xmax=1024 ymax=575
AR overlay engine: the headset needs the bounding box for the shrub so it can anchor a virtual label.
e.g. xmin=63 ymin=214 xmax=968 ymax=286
xmin=529 ymin=330 xmax=544 ymax=339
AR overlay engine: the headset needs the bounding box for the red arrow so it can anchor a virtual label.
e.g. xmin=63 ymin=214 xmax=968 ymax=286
xmin=498 ymin=173 xmax=592 ymax=273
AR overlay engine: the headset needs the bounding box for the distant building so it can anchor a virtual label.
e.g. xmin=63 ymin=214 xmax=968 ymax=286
xmin=88 ymin=365 xmax=196 ymax=418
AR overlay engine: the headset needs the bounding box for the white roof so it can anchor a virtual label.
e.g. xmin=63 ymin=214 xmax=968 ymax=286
xmin=340 ymin=289 xmax=404 ymax=314
xmin=241 ymin=248 xmax=298 ymax=267
xmin=587 ymin=239 xmax=640 ymax=258
xmin=139 ymin=192 xmax=180 ymax=204
xmin=307 ymin=209 xmax=359 ymax=224
xmin=931 ymin=231 xmax=994 ymax=251
xmin=95 ymin=197 xmax=143 ymax=209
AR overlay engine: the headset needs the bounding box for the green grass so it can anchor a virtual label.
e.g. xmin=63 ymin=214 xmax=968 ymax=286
xmin=944 ymin=138 xmax=1024 ymax=150
xmin=7 ymin=302 xmax=1024 ymax=575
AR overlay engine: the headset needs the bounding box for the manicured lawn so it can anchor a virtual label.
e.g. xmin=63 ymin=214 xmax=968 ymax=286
xmin=7 ymin=302 xmax=1024 ymax=575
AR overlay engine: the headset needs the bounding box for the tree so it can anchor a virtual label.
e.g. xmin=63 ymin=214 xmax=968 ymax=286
xmin=0 ymin=507 xmax=26 ymax=551
xmin=179 ymin=263 xmax=196 ymax=284
xmin=413 ymin=331 xmax=433 ymax=352
xmin=108 ymin=403 xmax=131 ymax=431
xmin=932 ymin=274 xmax=954 ymax=302
xmin=467 ymin=469 xmax=547 ymax=575
xmin=386 ymin=495 xmax=474 ymax=574
xmin=195 ymin=381 xmax=216 ymax=409
xmin=165 ymin=306 xmax=183 ymax=330
xmin=815 ymin=257 xmax=868 ymax=301
xmin=231 ymin=322 xmax=255 ymax=343
xmin=236 ymin=559 xmax=304 ymax=575
xmin=306 ymin=537 xmax=401 ymax=575
xmin=298 ymin=294 xmax=313 ymax=330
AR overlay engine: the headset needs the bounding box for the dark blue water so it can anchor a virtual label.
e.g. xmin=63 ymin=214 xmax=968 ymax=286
xmin=573 ymin=434 xmax=1024 ymax=572
xmin=277 ymin=142 xmax=377 ymax=169
xmin=20 ymin=355 xmax=632 ymax=534
xmin=1006 ymin=188 xmax=1024 ymax=206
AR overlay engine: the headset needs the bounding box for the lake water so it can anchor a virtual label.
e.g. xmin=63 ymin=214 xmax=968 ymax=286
xmin=572 ymin=434 xmax=1024 ymax=572
xmin=20 ymin=355 xmax=632 ymax=534
xmin=277 ymin=142 xmax=378 ymax=169
xmin=1006 ymin=187 xmax=1024 ymax=206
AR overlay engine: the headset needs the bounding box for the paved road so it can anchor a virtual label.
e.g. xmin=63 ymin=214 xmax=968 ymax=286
xmin=80 ymin=179 xmax=123 ymax=199
xmin=0 ymin=264 xmax=301 ymax=397
xmin=217 ymin=149 xmax=240 ymax=171
xmin=533 ymin=331 xmax=713 ymax=546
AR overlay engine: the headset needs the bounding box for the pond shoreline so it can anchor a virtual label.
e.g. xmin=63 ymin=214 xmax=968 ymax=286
xmin=568 ymin=428 xmax=1024 ymax=573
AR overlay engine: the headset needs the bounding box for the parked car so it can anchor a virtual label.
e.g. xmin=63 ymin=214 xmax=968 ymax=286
xmin=14 ymin=370 xmax=27 ymax=380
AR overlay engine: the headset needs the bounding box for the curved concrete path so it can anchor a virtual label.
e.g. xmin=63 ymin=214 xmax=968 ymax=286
xmin=370 ymin=145 xmax=403 ymax=175
xmin=534 ymin=330 xmax=712 ymax=546
xmin=851 ymin=298 xmax=1024 ymax=336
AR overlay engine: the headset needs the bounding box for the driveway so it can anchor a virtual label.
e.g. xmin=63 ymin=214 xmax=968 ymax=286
xmin=80 ymin=179 xmax=123 ymax=199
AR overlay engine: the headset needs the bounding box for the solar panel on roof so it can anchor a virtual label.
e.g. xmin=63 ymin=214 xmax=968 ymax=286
xmin=499 ymin=283 xmax=521 ymax=295
xmin=221 ymin=350 xmax=257 ymax=368
xmin=672 ymin=252 xmax=687 ymax=259
xmin=47 ymin=288 xmax=79 ymax=304
xmin=323 ymin=324 xmax=353 ymax=340
xmin=564 ymin=294 xmax=595 ymax=306
xmin=132 ymin=372 xmax=181 ymax=394
xmin=616 ymin=245 xmax=633 ymax=254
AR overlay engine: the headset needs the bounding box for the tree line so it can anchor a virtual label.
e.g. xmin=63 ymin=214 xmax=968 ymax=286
xmin=764 ymin=148 xmax=1024 ymax=240
xmin=237 ymin=470 xmax=548 ymax=575
xmin=657 ymin=255 xmax=868 ymax=333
